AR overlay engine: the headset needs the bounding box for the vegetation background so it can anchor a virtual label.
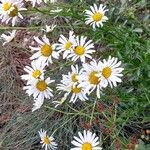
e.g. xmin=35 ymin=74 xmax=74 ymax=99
xmin=0 ymin=0 xmax=149 ymax=149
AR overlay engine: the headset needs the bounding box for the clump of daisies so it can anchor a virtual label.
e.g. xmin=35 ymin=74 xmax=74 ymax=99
xmin=17 ymin=2 xmax=124 ymax=150
xmin=17 ymin=39 xmax=123 ymax=150
xmin=22 ymin=31 xmax=124 ymax=111
xmin=21 ymin=58 xmax=55 ymax=111
xmin=56 ymin=31 xmax=95 ymax=62
xmin=57 ymin=57 xmax=124 ymax=101
xmin=57 ymin=64 xmax=89 ymax=103
xmin=21 ymin=32 xmax=124 ymax=116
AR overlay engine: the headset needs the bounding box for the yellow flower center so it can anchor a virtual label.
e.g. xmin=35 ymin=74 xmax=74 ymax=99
xmin=9 ymin=5 xmax=18 ymax=17
xmin=89 ymin=71 xmax=100 ymax=85
xmin=3 ymin=2 xmax=12 ymax=11
xmin=41 ymin=44 xmax=52 ymax=57
xmin=71 ymin=74 xmax=78 ymax=82
xmin=82 ymin=142 xmax=92 ymax=150
xmin=74 ymin=46 xmax=85 ymax=56
xmin=72 ymin=86 xmax=81 ymax=94
xmin=65 ymin=41 xmax=72 ymax=50
xmin=43 ymin=136 xmax=50 ymax=144
xmin=102 ymin=67 xmax=112 ymax=79
xmin=32 ymin=70 xmax=42 ymax=79
xmin=92 ymin=12 xmax=103 ymax=22
xmin=36 ymin=80 xmax=47 ymax=91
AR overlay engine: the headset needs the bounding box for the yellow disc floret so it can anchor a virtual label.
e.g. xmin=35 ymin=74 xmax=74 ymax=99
xmin=71 ymin=74 xmax=78 ymax=82
xmin=82 ymin=142 xmax=92 ymax=150
xmin=3 ymin=2 xmax=12 ymax=11
xmin=43 ymin=136 xmax=51 ymax=144
xmin=36 ymin=80 xmax=47 ymax=91
xmin=74 ymin=46 xmax=85 ymax=56
xmin=41 ymin=44 xmax=52 ymax=57
xmin=72 ymin=86 xmax=81 ymax=94
xmin=89 ymin=71 xmax=100 ymax=85
xmin=92 ymin=12 xmax=103 ymax=22
xmin=65 ymin=41 xmax=72 ymax=50
xmin=102 ymin=67 xmax=112 ymax=79
xmin=32 ymin=70 xmax=42 ymax=79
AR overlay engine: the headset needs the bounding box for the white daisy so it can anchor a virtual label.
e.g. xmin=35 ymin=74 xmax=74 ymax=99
xmin=32 ymin=98 xmax=44 ymax=112
xmin=42 ymin=24 xmax=57 ymax=33
xmin=23 ymin=77 xmax=54 ymax=101
xmin=21 ymin=59 xmax=46 ymax=84
xmin=38 ymin=129 xmax=57 ymax=150
xmin=67 ymin=36 xmax=95 ymax=63
xmin=57 ymin=67 xmax=88 ymax=103
xmin=30 ymin=35 xmax=59 ymax=65
xmin=79 ymin=60 xmax=107 ymax=98
xmin=61 ymin=65 xmax=82 ymax=86
xmin=0 ymin=0 xmax=13 ymax=19
xmin=1 ymin=30 xmax=16 ymax=45
xmin=1 ymin=0 xmax=27 ymax=26
xmin=56 ymin=31 xmax=76 ymax=59
xmin=71 ymin=130 xmax=102 ymax=150
xmin=85 ymin=3 xmax=108 ymax=30
xmin=99 ymin=56 xmax=124 ymax=88
xmin=57 ymin=82 xmax=88 ymax=103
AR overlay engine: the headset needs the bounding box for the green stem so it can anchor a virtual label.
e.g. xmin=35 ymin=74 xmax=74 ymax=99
xmin=102 ymin=112 xmax=111 ymax=123
xmin=44 ymin=105 xmax=74 ymax=115
xmin=90 ymin=99 xmax=97 ymax=125
xmin=51 ymin=115 xmax=75 ymax=136
xmin=66 ymin=103 xmax=92 ymax=119
xmin=0 ymin=26 xmax=43 ymax=30
xmin=51 ymin=103 xmax=94 ymax=135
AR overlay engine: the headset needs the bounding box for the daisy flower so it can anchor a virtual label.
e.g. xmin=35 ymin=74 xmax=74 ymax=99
xmin=79 ymin=60 xmax=107 ymax=98
xmin=30 ymin=35 xmax=59 ymax=65
xmin=71 ymin=130 xmax=102 ymax=150
xmin=21 ymin=59 xmax=46 ymax=84
xmin=1 ymin=0 xmax=27 ymax=26
xmin=42 ymin=24 xmax=57 ymax=33
xmin=57 ymin=82 xmax=88 ymax=103
xmin=38 ymin=129 xmax=57 ymax=150
xmin=61 ymin=65 xmax=82 ymax=86
xmin=1 ymin=30 xmax=16 ymax=46
xmin=23 ymin=77 xmax=54 ymax=101
xmin=0 ymin=0 xmax=13 ymax=19
xmin=67 ymin=36 xmax=95 ymax=63
xmin=32 ymin=98 xmax=44 ymax=112
xmin=99 ymin=56 xmax=124 ymax=88
xmin=85 ymin=3 xmax=108 ymax=30
xmin=56 ymin=31 xmax=76 ymax=59
xmin=57 ymin=67 xmax=88 ymax=103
